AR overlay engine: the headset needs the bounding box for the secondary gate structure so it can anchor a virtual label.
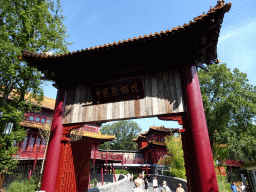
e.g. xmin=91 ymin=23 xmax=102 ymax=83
xmin=19 ymin=1 xmax=232 ymax=191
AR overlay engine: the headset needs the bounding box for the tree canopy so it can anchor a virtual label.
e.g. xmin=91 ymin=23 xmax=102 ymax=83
xmin=158 ymin=133 xmax=186 ymax=179
xmin=99 ymin=120 xmax=142 ymax=151
xmin=198 ymin=63 xmax=256 ymax=163
xmin=0 ymin=0 xmax=73 ymax=174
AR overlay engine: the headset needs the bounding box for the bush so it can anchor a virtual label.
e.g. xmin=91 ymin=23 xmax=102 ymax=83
xmin=217 ymin=175 xmax=231 ymax=191
xmin=114 ymin=169 xmax=129 ymax=175
xmin=133 ymin=174 xmax=139 ymax=181
xmin=89 ymin=178 xmax=98 ymax=188
xmin=170 ymin=169 xmax=186 ymax=179
xmin=6 ymin=175 xmax=39 ymax=192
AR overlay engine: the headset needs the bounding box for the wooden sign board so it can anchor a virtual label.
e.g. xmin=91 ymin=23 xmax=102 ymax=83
xmin=63 ymin=68 xmax=184 ymax=124
xmin=90 ymin=77 xmax=145 ymax=104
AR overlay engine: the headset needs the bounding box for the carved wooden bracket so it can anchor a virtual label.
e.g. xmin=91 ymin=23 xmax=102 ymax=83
xmin=157 ymin=113 xmax=184 ymax=125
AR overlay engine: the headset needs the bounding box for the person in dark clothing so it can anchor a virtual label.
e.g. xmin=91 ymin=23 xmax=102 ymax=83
xmin=144 ymin=177 xmax=149 ymax=192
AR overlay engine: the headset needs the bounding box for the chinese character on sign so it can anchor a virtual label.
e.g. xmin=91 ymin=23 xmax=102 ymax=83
xmin=111 ymin=87 xmax=119 ymax=96
xmin=121 ymin=85 xmax=129 ymax=94
xmin=131 ymin=82 xmax=139 ymax=93
xmin=102 ymin=88 xmax=109 ymax=98
xmin=95 ymin=89 xmax=101 ymax=100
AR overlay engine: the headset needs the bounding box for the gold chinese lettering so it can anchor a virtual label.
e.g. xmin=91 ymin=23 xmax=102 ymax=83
xmin=102 ymin=88 xmax=109 ymax=98
xmin=111 ymin=87 xmax=119 ymax=96
xmin=95 ymin=89 xmax=101 ymax=100
xmin=131 ymin=82 xmax=139 ymax=93
xmin=121 ymin=85 xmax=129 ymax=94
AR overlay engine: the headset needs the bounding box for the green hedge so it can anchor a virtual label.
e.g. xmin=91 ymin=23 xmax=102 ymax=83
xmin=5 ymin=175 xmax=39 ymax=192
xmin=217 ymin=175 xmax=231 ymax=191
xmin=114 ymin=169 xmax=129 ymax=175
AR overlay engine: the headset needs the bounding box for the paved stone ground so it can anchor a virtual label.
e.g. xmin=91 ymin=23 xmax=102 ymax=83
xmin=124 ymin=181 xmax=176 ymax=192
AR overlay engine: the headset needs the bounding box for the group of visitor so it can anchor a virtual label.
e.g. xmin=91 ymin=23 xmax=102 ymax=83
xmin=131 ymin=173 xmax=185 ymax=192
xmin=230 ymin=181 xmax=246 ymax=192
xmin=129 ymin=172 xmax=247 ymax=192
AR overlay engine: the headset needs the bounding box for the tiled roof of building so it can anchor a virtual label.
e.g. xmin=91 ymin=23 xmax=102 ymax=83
xmin=20 ymin=121 xmax=115 ymax=140
xmin=40 ymin=97 xmax=55 ymax=110
xmin=132 ymin=134 xmax=147 ymax=141
xmin=148 ymin=125 xmax=175 ymax=132
xmin=82 ymin=131 xmax=115 ymax=141
xmin=1 ymin=88 xmax=56 ymax=110
xmin=139 ymin=140 xmax=166 ymax=151
xmin=20 ymin=121 xmax=51 ymax=130
xmin=133 ymin=125 xmax=179 ymax=141
xmin=18 ymin=2 xmax=231 ymax=60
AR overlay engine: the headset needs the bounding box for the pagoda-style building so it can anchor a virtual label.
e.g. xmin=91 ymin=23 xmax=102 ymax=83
xmin=1 ymin=92 xmax=117 ymax=189
xmin=133 ymin=125 xmax=179 ymax=174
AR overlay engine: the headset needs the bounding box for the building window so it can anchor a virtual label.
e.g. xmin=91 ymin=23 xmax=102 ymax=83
xmin=28 ymin=116 xmax=34 ymax=121
xmin=41 ymin=118 xmax=46 ymax=123
xmin=29 ymin=138 xmax=35 ymax=150
xmin=36 ymin=138 xmax=41 ymax=150
xmin=22 ymin=137 xmax=28 ymax=151
xmin=35 ymin=117 xmax=40 ymax=122
xmin=47 ymin=119 xmax=52 ymax=124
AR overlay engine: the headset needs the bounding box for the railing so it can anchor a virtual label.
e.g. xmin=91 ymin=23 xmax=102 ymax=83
xmin=91 ymin=151 xmax=123 ymax=161
xmin=12 ymin=149 xmax=46 ymax=159
xmin=91 ymin=151 xmax=151 ymax=164
xmin=221 ymin=160 xmax=245 ymax=166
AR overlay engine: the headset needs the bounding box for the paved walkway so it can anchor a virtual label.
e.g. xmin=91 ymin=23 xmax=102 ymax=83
xmin=126 ymin=181 xmax=176 ymax=192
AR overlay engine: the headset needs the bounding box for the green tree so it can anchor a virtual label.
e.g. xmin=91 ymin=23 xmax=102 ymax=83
xmin=0 ymin=0 xmax=73 ymax=174
xmin=158 ymin=133 xmax=186 ymax=179
xmin=198 ymin=63 xmax=256 ymax=163
xmin=99 ymin=120 xmax=142 ymax=150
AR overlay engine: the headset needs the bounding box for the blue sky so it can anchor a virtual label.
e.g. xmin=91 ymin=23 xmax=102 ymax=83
xmin=41 ymin=0 xmax=256 ymax=132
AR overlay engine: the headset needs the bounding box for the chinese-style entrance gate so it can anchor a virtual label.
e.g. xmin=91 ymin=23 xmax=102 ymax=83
xmin=19 ymin=2 xmax=232 ymax=191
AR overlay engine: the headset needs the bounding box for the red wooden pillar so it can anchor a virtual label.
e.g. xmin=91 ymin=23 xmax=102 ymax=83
xmin=112 ymin=164 xmax=116 ymax=182
xmin=181 ymin=64 xmax=218 ymax=192
xmin=88 ymin=172 xmax=90 ymax=189
xmin=40 ymin=88 xmax=66 ymax=192
xmin=180 ymin=119 xmax=191 ymax=192
xmin=101 ymin=166 xmax=104 ymax=186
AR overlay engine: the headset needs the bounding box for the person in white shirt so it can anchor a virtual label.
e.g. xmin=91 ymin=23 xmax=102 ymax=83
xmin=176 ymin=183 xmax=185 ymax=192
xmin=161 ymin=181 xmax=172 ymax=192
xmin=133 ymin=180 xmax=144 ymax=192
xmin=239 ymin=182 xmax=246 ymax=192
xmin=127 ymin=172 xmax=130 ymax=182
xmin=153 ymin=177 xmax=158 ymax=192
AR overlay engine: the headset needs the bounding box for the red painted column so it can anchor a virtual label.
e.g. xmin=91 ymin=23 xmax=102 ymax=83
xmin=112 ymin=164 xmax=116 ymax=182
xmin=181 ymin=65 xmax=218 ymax=192
xmin=40 ymin=88 xmax=66 ymax=192
xmin=101 ymin=166 xmax=104 ymax=186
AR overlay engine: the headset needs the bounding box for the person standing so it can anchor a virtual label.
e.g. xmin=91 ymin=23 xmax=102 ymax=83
xmin=144 ymin=177 xmax=149 ymax=192
xmin=239 ymin=182 xmax=246 ymax=192
xmin=131 ymin=173 xmax=134 ymax=182
xmin=160 ymin=181 xmax=171 ymax=192
xmin=230 ymin=182 xmax=238 ymax=192
xmin=176 ymin=183 xmax=185 ymax=192
xmin=133 ymin=180 xmax=144 ymax=192
xmin=153 ymin=177 xmax=158 ymax=192
xmin=127 ymin=172 xmax=130 ymax=183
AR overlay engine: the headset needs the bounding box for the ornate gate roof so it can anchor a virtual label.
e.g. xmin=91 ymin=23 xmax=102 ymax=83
xmin=18 ymin=2 xmax=232 ymax=88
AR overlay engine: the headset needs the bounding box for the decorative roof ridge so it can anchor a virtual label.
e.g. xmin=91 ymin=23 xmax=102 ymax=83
xmin=18 ymin=2 xmax=232 ymax=60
